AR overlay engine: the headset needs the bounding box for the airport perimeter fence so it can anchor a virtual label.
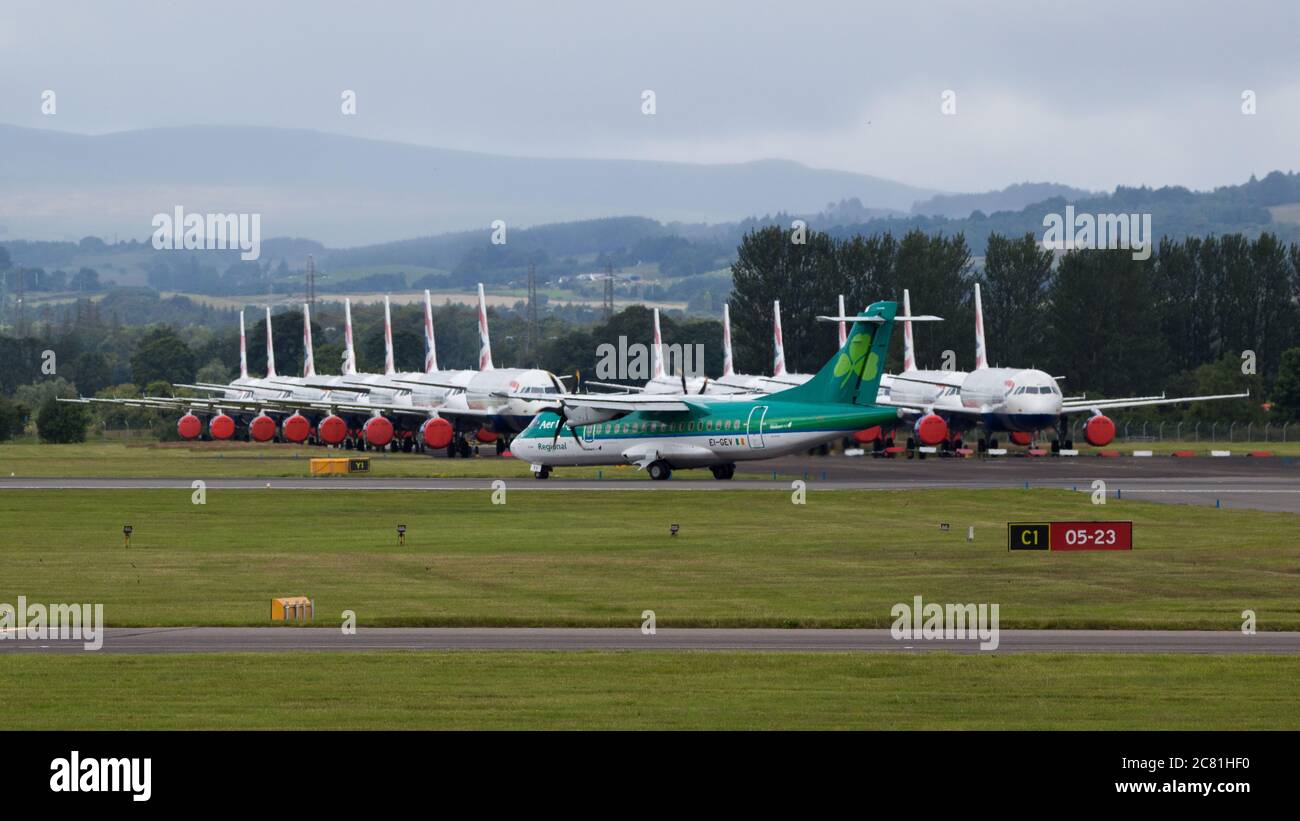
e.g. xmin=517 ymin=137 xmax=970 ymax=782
xmin=1072 ymin=419 xmax=1293 ymax=444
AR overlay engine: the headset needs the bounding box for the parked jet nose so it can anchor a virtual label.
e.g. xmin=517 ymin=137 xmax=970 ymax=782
xmin=1006 ymin=372 xmax=1063 ymax=415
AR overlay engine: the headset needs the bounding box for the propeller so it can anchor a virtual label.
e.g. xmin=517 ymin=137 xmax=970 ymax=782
xmin=538 ymin=371 xmax=590 ymax=450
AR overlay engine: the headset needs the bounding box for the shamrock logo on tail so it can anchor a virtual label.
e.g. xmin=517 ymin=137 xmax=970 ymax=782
xmin=833 ymin=329 xmax=878 ymax=387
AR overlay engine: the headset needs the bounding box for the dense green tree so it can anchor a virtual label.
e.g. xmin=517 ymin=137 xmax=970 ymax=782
xmin=1272 ymin=348 xmax=1300 ymax=423
xmin=15 ymin=376 xmax=77 ymax=410
xmin=0 ymin=395 xmax=25 ymax=440
xmin=889 ymin=231 xmax=973 ymax=369
xmin=978 ymin=233 xmax=1053 ymax=368
xmin=195 ymin=359 xmax=233 ymax=384
xmin=729 ymin=226 xmax=846 ymax=375
xmin=35 ymin=398 xmax=87 ymax=443
xmin=1046 ymin=249 xmax=1166 ymax=397
xmin=130 ymin=326 xmax=196 ymax=386
xmin=70 ymin=351 xmax=114 ymax=396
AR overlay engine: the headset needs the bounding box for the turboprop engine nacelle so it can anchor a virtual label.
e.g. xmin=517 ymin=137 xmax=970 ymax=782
xmin=560 ymin=406 xmax=621 ymax=427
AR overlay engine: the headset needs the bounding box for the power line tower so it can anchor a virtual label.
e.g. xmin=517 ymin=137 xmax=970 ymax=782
xmin=526 ymin=262 xmax=538 ymax=366
xmin=603 ymin=263 xmax=614 ymax=320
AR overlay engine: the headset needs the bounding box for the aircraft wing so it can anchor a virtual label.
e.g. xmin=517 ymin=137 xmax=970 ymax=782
xmin=499 ymin=390 xmax=695 ymax=412
xmin=582 ymin=380 xmax=646 ymax=393
xmin=298 ymin=397 xmax=498 ymax=419
xmin=1059 ymin=391 xmax=1250 ymax=414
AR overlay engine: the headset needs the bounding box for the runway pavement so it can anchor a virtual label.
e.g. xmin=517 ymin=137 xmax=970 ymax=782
xmin=1 ymin=627 xmax=1296 ymax=654
xmin=2 ymin=455 xmax=1298 ymax=511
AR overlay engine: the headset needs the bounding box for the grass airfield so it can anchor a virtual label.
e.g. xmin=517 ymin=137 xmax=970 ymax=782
xmin=3 ymin=441 xmax=1298 ymax=730
xmin=0 ymin=486 xmax=1296 ymax=630
xmin=2 ymin=652 xmax=1296 ymax=730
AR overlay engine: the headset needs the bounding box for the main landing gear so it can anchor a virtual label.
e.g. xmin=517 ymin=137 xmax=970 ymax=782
xmin=647 ymin=460 xmax=673 ymax=481
xmin=709 ymin=463 xmax=736 ymax=480
xmin=446 ymin=435 xmax=474 ymax=459
xmin=1049 ymin=418 xmax=1074 ymax=454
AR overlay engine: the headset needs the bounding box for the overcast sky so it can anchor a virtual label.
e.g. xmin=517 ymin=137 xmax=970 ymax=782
xmin=1 ymin=0 xmax=1296 ymax=194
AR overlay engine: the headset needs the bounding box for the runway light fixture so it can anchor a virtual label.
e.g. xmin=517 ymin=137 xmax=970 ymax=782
xmin=123 ymin=524 xmax=133 ymax=548
xmin=939 ymin=523 xmax=950 ymax=532
xmin=397 ymin=524 xmax=407 ymax=546
xmin=670 ymin=524 xmax=679 ymax=537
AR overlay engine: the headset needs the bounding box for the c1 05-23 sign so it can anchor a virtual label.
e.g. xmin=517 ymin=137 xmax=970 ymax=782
xmin=1007 ymin=522 xmax=1133 ymax=551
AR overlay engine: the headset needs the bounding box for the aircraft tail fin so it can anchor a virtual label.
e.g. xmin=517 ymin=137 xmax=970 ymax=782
xmin=772 ymin=300 xmax=787 ymax=376
xmin=302 ymin=303 xmax=316 ymax=377
xmin=974 ymin=282 xmax=988 ymax=370
xmin=837 ymin=295 xmax=847 ymax=347
xmin=264 ymin=306 xmax=277 ymax=378
xmin=238 ymin=310 xmax=248 ymax=379
xmin=477 ymin=283 xmax=494 ymax=370
xmin=902 ymin=289 xmax=916 ymax=373
xmin=652 ymin=308 xmax=665 ymax=379
xmin=721 ymin=303 xmax=734 ymax=377
xmin=342 ymin=298 xmax=357 ymax=376
xmin=770 ymin=301 xmax=899 ymax=406
xmin=383 ymin=296 xmax=396 ymax=376
xmin=423 ymin=289 xmax=439 ymax=373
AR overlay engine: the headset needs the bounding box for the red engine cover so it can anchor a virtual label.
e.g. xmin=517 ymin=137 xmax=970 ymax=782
xmin=177 ymin=413 xmax=201 ymax=440
xmin=249 ymin=414 xmax=277 ymax=442
xmin=1009 ymin=431 xmax=1033 ymax=446
xmin=475 ymin=427 xmax=498 ymax=444
xmin=282 ymin=413 xmax=311 ymax=443
xmin=208 ymin=413 xmax=235 ymax=440
xmin=421 ymin=417 xmax=453 ymax=449
xmin=1084 ymin=414 xmax=1116 ymax=447
xmin=317 ymin=414 xmax=347 ymax=445
xmin=852 ymin=426 xmax=882 ymax=444
xmin=913 ymin=413 xmax=948 ymax=446
xmin=364 ymin=416 xmax=394 ymax=448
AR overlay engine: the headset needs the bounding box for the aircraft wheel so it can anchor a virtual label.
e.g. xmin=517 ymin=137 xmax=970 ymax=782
xmin=459 ymin=438 xmax=473 ymax=458
xmin=648 ymin=460 xmax=673 ymax=481
xmin=710 ymin=463 xmax=735 ymax=480
xmin=535 ymin=466 xmax=551 ymax=480
xmin=496 ymin=438 xmax=506 ymax=456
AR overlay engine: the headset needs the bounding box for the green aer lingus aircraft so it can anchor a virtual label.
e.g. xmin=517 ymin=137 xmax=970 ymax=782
xmin=509 ymin=300 xmax=937 ymax=480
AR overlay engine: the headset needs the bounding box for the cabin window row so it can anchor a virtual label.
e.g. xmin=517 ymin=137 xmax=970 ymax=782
xmin=592 ymin=418 xmax=750 ymax=435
